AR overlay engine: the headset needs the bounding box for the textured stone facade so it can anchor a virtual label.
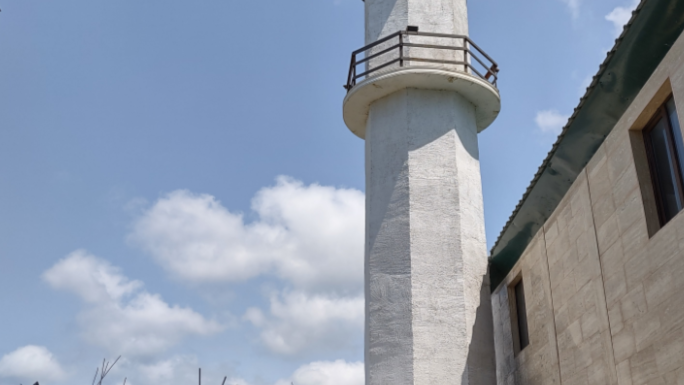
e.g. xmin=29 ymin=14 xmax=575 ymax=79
xmin=492 ymin=25 xmax=684 ymax=385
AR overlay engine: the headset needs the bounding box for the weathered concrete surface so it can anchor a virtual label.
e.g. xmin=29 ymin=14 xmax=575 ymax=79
xmin=365 ymin=0 xmax=468 ymax=44
xmin=365 ymin=88 xmax=495 ymax=385
xmin=364 ymin=0 xmax=469 ymax=75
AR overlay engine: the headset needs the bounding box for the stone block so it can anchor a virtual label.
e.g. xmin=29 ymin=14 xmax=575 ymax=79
xmin=567 ymin=210 xmax=589 ymax=244
xmin=655 ymin=336 xmax=684 ymax=375
xmin=552 ymin=269 xmax=576 ymax=309
xmin=643 ymin=264 xmax=673 ymax=309
xmin=574 ymin=340 xmax=593 ymax=371
xmin=581 ymin=307 xmax=601 ymax=339
xmin=619 ymin=222 xmax=648 ymax=264
xmin=586 ymin=146 xmax=608 ymax=178
xmin=624 ymin=255 xmax=653 ymax=292
xmin=606 ymin=135 xmax=634 ymax=183
xmin=562 ymin=370 xmax=587 ymax=385
xmin=566 ymin=292 xmax=586 ymax=325
xmin=612 ymin=165 xmax=640 ymax=208
xmin=547 ymin=230 xmax=571 ymax=269
xmin=630 ymin=346 xmax=659 ymax=385
xmin=588 ymin=362 xmax=608 ymax=385
xmin=608 ymin=302 xmax=624 ymax=336
xmin=620 ymin=284 xmax=648 ymax=320
xmin=600 ymin=240 xmax=625 ymax=278
xmin=570 ymin=178 xmax=592 ymax=217
xmin=633 ymin=315 xmax=661 ymax=351
xmin=576 ymin=229 xmax=599 ymax=263
xmin=577 ymin=253 xmax=601 ymax=287
xmin=604 ymin=270 xmax=628 ymax=308
xmin=615 ymin=187 xmax=645 ymax=234
xmin=592 ymin=194 xmax=617 ymax=231
xmin=554 ymin=303 xmax=570 ymax=334
xmin=612 ymin=326 xmax=636 ymax=364
xmin=544 ymin=216 xmax=559 ymax=245
xmin=597 ymin=213 xmax=621 ymax=255
xmin=616 ymin=359 xmax=633 ymax=385
xmin=548 ymin=256 xmax=565 ymax=291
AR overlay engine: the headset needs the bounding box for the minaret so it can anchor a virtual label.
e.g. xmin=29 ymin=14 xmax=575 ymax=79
xmin=341 ymin=1 xmax=501 ymax=384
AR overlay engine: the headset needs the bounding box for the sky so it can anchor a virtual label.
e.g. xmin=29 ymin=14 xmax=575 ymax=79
xmin=0 ymin=0 xmax=641 ymax=384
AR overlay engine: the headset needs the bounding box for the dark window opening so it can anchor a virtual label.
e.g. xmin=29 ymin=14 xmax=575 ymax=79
xmin=644 ymin=97 xmax=684 ymax=226
xmin=510 ymin=278 xmax=529 ymax=354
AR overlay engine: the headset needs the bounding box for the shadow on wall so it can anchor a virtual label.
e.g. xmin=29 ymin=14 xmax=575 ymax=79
xmin=462 ymin=272 xmax=497 ymax=384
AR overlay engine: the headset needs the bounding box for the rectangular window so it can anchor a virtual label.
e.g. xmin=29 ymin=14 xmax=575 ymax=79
xmin=644 ymin=96 xmax=684 ymax=226
xmin=510 ymin=278 xmax=529 ymax=354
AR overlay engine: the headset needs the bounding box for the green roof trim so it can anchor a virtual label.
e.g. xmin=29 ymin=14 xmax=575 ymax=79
xmin=489 ymin=0 xmax=684 ymax=291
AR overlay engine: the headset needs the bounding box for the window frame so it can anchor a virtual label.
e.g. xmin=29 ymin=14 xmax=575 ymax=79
xmin=642 ymin=96 xmax=684 ymax=226
xmin=508 ymin=276 xmax=529 ymax=356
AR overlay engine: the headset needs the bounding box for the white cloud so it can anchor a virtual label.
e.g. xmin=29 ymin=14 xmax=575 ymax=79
xmin=129 ymin=177 xmax=365 ymax=357
xmin=560 ymin=0 xmax=581 ymax=19
xmin=606 ymin=0 xmax=640 ymax=37
xmin=244 ymin=291 xmax=363 ymax=355
xmin=136 ymin=355 xmax=200 ymax=384
xmin=43 ymin=251 xmax=223 ymax=357
xmin=0 ymin=345 xmax=66 ymax=383
xmin=274 ymin=360 xmax=364 ymax=385
xmin=43 ymin=250 xmax=142 ymax=303
xmin=535 ymin=110 xmax=569 ymax=135
xmin=129 ymin=176 xmax=364 ymax=293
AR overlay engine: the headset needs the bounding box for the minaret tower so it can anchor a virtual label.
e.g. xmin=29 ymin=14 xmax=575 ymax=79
xmin=341 ymin=1 xmax=501 ymax=384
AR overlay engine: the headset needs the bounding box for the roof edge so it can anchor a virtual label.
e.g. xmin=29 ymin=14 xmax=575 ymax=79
xmin=489 ymin=0 xmax=684 ymax=290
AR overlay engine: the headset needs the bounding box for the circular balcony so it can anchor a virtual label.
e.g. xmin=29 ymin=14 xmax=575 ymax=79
xmin=342 ymin=29 xmax=501 ymax=139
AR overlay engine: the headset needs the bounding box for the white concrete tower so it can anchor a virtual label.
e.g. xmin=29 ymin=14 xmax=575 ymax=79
xmin=342 ymin=1 xmax=501 ymax=384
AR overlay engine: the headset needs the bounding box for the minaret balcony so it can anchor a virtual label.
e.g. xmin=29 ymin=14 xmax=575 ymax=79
xmin=342 ymin=29 xmax=501 ymax=139
xmin=344 ymin=29 xmax=499 ymax=92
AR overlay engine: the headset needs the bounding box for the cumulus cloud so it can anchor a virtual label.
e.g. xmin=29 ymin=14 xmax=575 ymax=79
xmin=0 ymin=345 xmax=66 ymax=382
xmin=43 ymin=251 xmax=223 ymax=357
xmin=274 ymin=360 xmax=364 ymax=385
xmin=244 ymin=291 xmax=363 ymax=355
xmin=535 ymin=109 xmax=569 ymax=135
xmin=129 ymin=177 xmax=364 ymax=356
xmin=606 ymin=0 xmax=640 ymax=37
xmin=43 ymin=250 xmax=142 ymax=303
xmin=129 ymin=176 xmax=364 ymax=293
xmin=560 ymin=0 xmax=581 ymax=19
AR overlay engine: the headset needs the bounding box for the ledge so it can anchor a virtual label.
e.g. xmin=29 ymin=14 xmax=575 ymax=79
xmin=342 ymin=67 xmax=501 ymax=139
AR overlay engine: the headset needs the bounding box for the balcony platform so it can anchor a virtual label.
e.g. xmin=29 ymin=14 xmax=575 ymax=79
xmin=342 ymin=67 xmax=501 ymax=139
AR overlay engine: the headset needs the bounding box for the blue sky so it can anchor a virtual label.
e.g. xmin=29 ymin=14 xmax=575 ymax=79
xmin=0 ymin=0 xmax=639 ymax=384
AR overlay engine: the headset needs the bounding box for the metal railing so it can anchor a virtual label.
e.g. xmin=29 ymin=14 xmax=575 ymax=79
xmin=344 ymin=30 xmax=499 ymax=92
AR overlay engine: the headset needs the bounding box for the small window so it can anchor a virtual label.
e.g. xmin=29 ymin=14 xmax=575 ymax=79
xmin=509 ymin=278 xmax=529 ymax=354
xmin=643 ymin=96 xmax=684 ymax=226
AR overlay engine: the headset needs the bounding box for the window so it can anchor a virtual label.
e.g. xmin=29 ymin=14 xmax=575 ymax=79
xmin=643 ymin=97 xmax=684 ymax=226
xmin=509 ymin=278 xmax=529 ymax=354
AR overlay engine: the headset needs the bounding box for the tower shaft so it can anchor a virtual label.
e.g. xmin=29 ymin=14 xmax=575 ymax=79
xmin=365 ymin=88 xmax=495 ymax=385
xmin=361 ymin=1 xmax=496 ymax=384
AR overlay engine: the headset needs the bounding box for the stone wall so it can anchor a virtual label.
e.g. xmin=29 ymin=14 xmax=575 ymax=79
xmin=492 ymin=26 xmax=684 ymax=385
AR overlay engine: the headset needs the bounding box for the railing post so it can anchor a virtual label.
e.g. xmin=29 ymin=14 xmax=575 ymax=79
xmin=345 ymin=54 xmax=355 ymax=91
xmin=399 ymin=32 xmax=404 ymax=67
xmin=463 ymin=38 xmax=469 ymax=74
xmin=352 ymin=55 xmax=357 ymax=87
